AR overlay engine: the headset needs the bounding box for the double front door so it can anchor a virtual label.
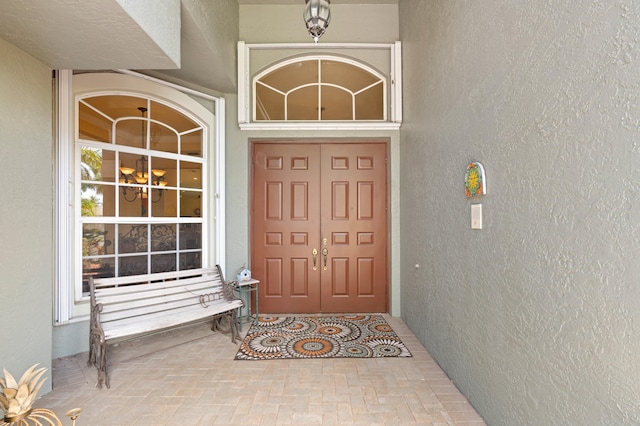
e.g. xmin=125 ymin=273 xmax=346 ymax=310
xmin=251 ymin=142 xmax=388 ymax=313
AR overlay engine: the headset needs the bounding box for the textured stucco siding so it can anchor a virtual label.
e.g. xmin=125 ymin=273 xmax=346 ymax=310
xmin=0 ymin=39 xmax=53 ymax=393
xmin=399 ymin=0 xmax=640 ymax=424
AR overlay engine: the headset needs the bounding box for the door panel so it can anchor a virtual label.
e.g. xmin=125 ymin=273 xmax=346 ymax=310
xmin=319 ymin=143 xmax=387 ymax=312
xmin=253 ymin=144 xmax=321 ymax=313
xmin=252 ymin=142 xmax=387 ymax=313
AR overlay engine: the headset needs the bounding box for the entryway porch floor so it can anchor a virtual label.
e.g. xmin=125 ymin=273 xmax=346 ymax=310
xmin=36 ymin=315 xmax=485 ymax=425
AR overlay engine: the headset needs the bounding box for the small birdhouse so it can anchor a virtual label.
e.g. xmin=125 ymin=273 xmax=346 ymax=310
xmin=237 ymin=268 xmax=251 ymax=282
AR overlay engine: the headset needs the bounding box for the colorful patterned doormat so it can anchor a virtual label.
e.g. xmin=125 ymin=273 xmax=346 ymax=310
xmin=234 ymin=315 xmax=412 ymax=360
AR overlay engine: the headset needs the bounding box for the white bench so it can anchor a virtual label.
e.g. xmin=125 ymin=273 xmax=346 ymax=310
xmin=87 ymin=265 xmax=243 ymax=388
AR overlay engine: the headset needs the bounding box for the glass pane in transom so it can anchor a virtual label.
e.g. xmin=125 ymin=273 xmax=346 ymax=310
xmin=150 ymin=121 xmax=178 ymax=154
xmin=182 ymin=129 xmax=203 ymax=157
xmin=287 ymin=85 xmax=319 ymax=120
xmin=355 ymin=82 xmax=384 ymax=120
xmin=255 ymin=84 xmax=285 ymax=120
xmin=260 ymin=60 xmax=318 ymax=93
xmin=78 ymin=103 xmax=112 ymax=142
xmin=321 ymin=60 xmax=380 ymax=92
xmin=150 ymin=101 xmax=198 ymax=133
xmin=320 ymin=86 xmax=353 ymax=120
xmin=83 ymin=95 xmax=148 ymax=123
xmin=116 ymin=118 xmax=147 ymax=149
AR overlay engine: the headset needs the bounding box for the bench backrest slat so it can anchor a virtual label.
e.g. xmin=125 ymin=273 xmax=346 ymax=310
xmin=99 ymin=295 xmax=238 ymax=324
xmin=92 ymin=267 xmax=218 ymax=289
xmin=97 ymin=284 xmax=222 ymax=315
xmin=94 ymin=274 xmax=222 ymax=301
xmin=90 ymin=266 xmax=238 ymax=325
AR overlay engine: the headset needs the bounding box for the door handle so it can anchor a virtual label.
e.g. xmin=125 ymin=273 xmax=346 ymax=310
xmin=312 ymin=248 xmax=318 ymax=270
xmin=322 ymin=247 xmax=328 ymax=270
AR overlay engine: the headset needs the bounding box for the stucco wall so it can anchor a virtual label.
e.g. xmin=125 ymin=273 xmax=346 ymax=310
xmin=0 ymin=39 xmax=53 ymax=392
xmin=399 ymin=0 xmax=640 ymax=424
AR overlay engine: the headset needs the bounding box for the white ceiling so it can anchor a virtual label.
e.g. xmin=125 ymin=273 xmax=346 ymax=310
xmin=0 ymin=1 xmax=398 ymax=93
xmin=0 ymin=1 xmax=180 ymax=70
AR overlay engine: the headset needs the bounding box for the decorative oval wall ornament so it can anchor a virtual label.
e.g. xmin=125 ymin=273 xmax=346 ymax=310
xmin=465 ymin=162 xmax=486 ymax=197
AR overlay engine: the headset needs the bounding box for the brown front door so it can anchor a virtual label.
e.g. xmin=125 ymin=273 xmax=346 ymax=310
xmin=251 ymin=141 xmax=388 ymax=313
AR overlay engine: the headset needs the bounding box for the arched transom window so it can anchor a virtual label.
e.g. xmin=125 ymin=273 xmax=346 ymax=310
xmin=254 ymin=56 xmax=386 ymax=121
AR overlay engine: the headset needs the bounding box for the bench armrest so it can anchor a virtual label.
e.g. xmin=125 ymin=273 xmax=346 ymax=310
xmin=215 ymin=265 xmax=244 ymax=307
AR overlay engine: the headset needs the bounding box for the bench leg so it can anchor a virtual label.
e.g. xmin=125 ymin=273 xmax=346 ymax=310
xmin=88 ymin=330 xmax=109 ymax=388
xmin=211 ymin=312 xmax=241 ymax=344
xmin=230 ymin=309 xmax=241 ymax=344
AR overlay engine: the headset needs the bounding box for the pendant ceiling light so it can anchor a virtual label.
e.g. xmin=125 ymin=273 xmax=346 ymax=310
xmin=303 ymin=0 xmax=331 ymax=44
xmin=119 ymin=107 xmax=167 ymax=210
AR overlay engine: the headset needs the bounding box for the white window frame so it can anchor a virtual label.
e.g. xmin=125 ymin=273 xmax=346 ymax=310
xmin=238 ymin=41 xmax=402 ymax=130
xmin=54 ymin=70 xmax=226 ymax=324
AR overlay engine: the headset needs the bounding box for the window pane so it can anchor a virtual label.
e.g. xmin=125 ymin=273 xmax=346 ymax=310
xmin=180 ymin=252 xmax=202 ymax=270
xmin=120 ymin=255 xmax=147 ymax=276
xmin=118 ymin=152 xmax=150 ymax=216
xmin=79 ymin=103 xmax=112 ymax=142
xmin=287 ymin=86 xmax=319 ymax=120
xmin=180 ymin=161 xmax=202 ymax=189
xmin=83 ymin=224 xmax=115 ymax=256
xmin=82 ymin=223 xmax=116 ymax=295
xmin=151 ymin=189 xmax=177 ymax=218
xmin=182 ymin=130 xmax=203 ymax=157
xmin=355 ymin=82 xmax=384 ymax=120
xmin=81 ymin=184 xmax=115 ymax=217
xmin=118 ymin=188 xmax=147 ymax=216
xmin=82 ymin=257 xmax=115 ymax=294
xmin=150 ymin=101 xmax=198 ymax=133
xmin=261 ymin=60 xmax=318 ymax=92
xmin=256 ymin=84 xmax=285 ymax=120
xmin=116 ymin=118 xmax=147 ymax=149
xmin=119 ymin=152 xmax=149 ymax=184
xmin=119 ymin=224 xmax=147 ymax=253
xmin=151 ymin=224 xmax=176 ymax=251
xmin=84 ymin=95 xmax=148 ymax=122
xmin=321 ymin=86 xmax=353 ymax=120
xmin=150 ymin=157 xmax=175 ymax=188
xmin=151 ymin=254 xmax=176 ymax=273
xmin=180 ymin=224 xmax=202 ymax=249
xmin=321 ymin=60 xmax=380 ymax=92
xmin=81 ymin=147 xmax=115 ymax=182
xmin=180 ymin=190 xmax=202 ymax=218
xmin=150 ymin=121 xmax=178 ymax=154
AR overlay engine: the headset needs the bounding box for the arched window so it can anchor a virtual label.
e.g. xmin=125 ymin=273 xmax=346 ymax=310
xmin=78 ymin=95 xmax=205 ymax=293
xmin=55 ymin=71 xmax=225 ymax=323
xmin=253 ymin=56 xmax=386 ymax=122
